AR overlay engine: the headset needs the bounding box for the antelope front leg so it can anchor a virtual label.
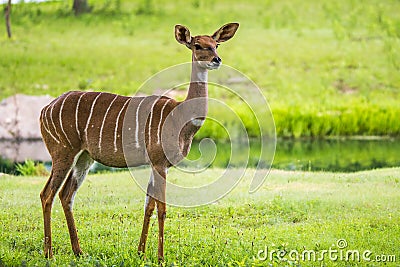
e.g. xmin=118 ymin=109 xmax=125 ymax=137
xmin=138 ymin=195 xmax=156 ymax=257
xmin=138 ymin=167 xmax=167 ymax=262
xmin=156 ymin=201 xmax=166 ymax=262
xmin=153 ymin=167 xmax=167 ymax=262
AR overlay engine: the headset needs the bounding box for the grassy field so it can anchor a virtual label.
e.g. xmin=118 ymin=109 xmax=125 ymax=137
xmin=0 ymin=168 xmax=399 ymax=266
xmin=1 ymin=3 xmax=399 ymax=266
xmin=1 ymin=0 xmax=400 ymax=138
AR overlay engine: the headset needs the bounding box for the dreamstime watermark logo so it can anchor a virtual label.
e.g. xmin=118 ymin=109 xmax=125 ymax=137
xmin=122 ymin=62 xmax=276 ymax=207
xmin=256 ymin=239 xmax=397 ymax=264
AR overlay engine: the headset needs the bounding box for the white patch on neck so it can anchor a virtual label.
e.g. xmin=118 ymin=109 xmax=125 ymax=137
xmin=191 ymin=118 xmax=205 ymax=127
xmin=196 ymin=70 xmax=208 ymax=82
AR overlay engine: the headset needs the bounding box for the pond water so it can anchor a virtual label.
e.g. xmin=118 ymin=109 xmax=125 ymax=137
xmin=185 ymin=138 xmax=400 ymax=172
xmin=1 ymin=138 xmax=399 ymax=174
xmin=273 ymin=138 xmax=400 ymax=172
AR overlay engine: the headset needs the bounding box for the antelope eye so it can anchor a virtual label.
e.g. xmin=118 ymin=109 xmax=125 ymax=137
xmin=194 ymin=44 xmax=202 ymax=50
xmin=216 ymin=44 xmax=220 ymax=49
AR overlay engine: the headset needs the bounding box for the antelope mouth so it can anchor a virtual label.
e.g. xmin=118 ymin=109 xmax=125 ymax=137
xmin=196 ymin=61 xmax=221 ymax=70
xmin=205 ymin=62 xmax=221 ymax=70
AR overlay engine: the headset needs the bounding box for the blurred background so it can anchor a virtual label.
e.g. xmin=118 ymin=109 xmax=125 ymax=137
xmin=1 ymin=0 xmax=399 ymax=174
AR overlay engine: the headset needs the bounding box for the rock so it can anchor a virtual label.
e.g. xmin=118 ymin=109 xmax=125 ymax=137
xmin=0 ymin=140 xmax=51 ymax=162
xmin=0 ymin=94 xmax=54 ymax=140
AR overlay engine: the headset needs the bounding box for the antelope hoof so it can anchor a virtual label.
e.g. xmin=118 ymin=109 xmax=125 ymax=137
xmin=44 ymin=250 xmax=53 ymax=259
xmin=138 ymin=249 xmax=145 ymax=259
xmin=44 ymin=249 xmax=53 ymax=259
xmin=73 ymin=249 xmax=84 ymax=257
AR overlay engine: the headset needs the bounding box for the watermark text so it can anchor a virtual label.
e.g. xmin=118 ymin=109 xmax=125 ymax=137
xmin=257 ymin=239 xmax=397 ymax=264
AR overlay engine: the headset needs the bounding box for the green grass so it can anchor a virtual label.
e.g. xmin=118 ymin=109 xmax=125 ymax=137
xmin=1 ymin=168 xmax=399 ymax=266
xmin=1 ymin=0 xmax=400 ymax=138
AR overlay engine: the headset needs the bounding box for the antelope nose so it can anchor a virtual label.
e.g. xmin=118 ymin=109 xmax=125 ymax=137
xmin=212 ymin=57 xmax=222 ymax=64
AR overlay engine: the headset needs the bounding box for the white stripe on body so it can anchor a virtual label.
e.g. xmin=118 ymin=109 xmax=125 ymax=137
xmin=156 ymin=99 xmax=172 ymax=144
xmin=99 ymin=95 xmax=119 ymax=153
xmin=135 ymin=98 xmax=146 ymax=148
xmin=42 ymin=106 xmax=54 ymax=143
xmin=75 ymin=92 xmax=87 ymax=141
xmin=114 ymin=98 xmax=131 ymax=152
xmin=42 ymin=105 xmax=60 ymax=144
xmin=84 ymin=93 xmax=102 ymax=142
xmin=49 ymin=97 xmax=63 ymax=143
xmin=147 ymin=98 xmax=160 ymax=146
xmin=59 ymin=93 xmax=74 ymax=148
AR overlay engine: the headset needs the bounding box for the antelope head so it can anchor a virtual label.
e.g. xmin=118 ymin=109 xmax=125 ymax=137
xmin=175 ymin=23 xmax=239 ymax=70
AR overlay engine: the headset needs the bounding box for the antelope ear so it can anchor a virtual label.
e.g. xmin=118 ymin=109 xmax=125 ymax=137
xmin=175 ymin=24 xmax=192 ymax=48
xmin=212 ymin=23 xmax=239 ymax=43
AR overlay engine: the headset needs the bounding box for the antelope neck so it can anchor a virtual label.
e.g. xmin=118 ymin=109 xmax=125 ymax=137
xmin=185 ymin=60 xmax=208 ymax=100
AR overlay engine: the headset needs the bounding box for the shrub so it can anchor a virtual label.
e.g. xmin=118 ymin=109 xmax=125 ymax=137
xmin=15 ymin=160 xmax=49 ymax=176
